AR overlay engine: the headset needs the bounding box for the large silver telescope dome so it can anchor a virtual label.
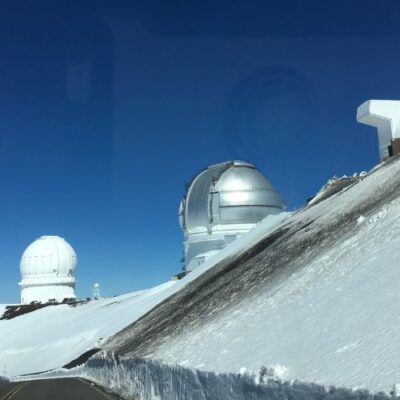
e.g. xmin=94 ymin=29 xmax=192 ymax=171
xmin=179 ymin=160 xmax=285 ymax=233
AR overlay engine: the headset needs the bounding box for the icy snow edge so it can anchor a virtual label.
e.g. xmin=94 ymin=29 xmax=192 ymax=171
xmin=13 ymin=353 xmax=395 ymax=400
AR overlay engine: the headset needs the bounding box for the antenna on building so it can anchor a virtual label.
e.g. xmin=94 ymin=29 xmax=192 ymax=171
xmin=92 ymin=283 xmax=101 ymax=300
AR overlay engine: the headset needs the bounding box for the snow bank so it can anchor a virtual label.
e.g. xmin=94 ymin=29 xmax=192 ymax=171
xmin=16 ymin=354 xmax=391 ymax=400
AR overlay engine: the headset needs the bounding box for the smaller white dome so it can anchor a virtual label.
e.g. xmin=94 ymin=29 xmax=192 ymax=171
xmin=20 ymin=235 xmax=77 ymax=279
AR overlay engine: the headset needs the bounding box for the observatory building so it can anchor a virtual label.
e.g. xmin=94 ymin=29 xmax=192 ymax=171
xmin=19 ymin=235 xmax=77 ymax=304
xmin=179 ymin=160 xmax=285 ymax=272
xmin=357 ymin=100 xmax=400 ymax=160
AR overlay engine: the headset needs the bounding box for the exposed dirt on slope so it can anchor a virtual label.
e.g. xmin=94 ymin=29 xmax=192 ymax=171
xmin=0 ymin=300 xmax=89 ymax=320
xmin=0 ymin=304 xmax=55 ymax=320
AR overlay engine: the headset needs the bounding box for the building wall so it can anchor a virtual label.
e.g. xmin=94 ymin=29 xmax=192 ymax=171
xmin=20 ymin=284 xmax=76 ymax=304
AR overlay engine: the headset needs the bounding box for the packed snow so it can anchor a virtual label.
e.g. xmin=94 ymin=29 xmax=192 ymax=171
xmin=0 ymin=213 xmax=288 ymax=377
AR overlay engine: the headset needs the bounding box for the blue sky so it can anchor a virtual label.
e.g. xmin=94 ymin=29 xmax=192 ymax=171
xmin=1 ymin=1 xmax=400 ymax=303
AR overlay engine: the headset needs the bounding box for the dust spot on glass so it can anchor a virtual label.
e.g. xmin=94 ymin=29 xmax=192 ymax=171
xmin=224 ymin=66 xmax=314 ymax=159
xmin=66 ymin=62 xmax=92 ymax=103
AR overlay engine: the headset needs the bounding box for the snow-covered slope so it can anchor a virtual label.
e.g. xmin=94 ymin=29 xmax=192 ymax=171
xmin=105 ymin=156 xmax=400 ymax=393
xmin=3 ymin=155 xmax=400 ymax=395
xmin=149 ymin=198 xmax=400 ymax=391
xmin=0 ymin=214 xmax=287 ymax=377
xmin=0 ymin=283 xmax=173 ymax=375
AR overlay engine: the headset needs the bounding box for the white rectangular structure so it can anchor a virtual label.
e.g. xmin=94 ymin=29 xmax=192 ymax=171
xmin=357 ymin=100 xmax=400 ymax=160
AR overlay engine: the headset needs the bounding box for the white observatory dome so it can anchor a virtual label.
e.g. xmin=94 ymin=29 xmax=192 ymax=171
xmin=19 ymin=236 xmax=77 ymax=304
xmin=20 ymin=236 xmax=77 ymax=278
xmin=179 ymin=160 xmax=285 ymax=272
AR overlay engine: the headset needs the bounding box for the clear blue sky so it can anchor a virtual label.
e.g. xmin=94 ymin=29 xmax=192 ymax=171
xmin=1 ymin=1 xmax=399 ymax=303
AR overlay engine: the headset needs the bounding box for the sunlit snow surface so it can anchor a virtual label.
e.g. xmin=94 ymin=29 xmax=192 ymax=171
xmin=155 ymin=219 xmax=397 ymax=383
xmin=108 ymin=158 xmax=400 ymax=393
xmin=151 ymin=198 xmax=400 ymax=391
xmin=0 ymin=282 xmax=174 ymax=375
xmin=0 ymin=214 xmax=288 ymax=377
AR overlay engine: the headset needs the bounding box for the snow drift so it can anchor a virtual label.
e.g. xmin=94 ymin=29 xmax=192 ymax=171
xmin=17 ymin=354 xmax=392 ymax=400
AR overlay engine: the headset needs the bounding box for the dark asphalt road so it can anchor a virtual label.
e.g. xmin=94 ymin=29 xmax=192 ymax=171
xmin=0 ymin=379 xmax=123 ymax=400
